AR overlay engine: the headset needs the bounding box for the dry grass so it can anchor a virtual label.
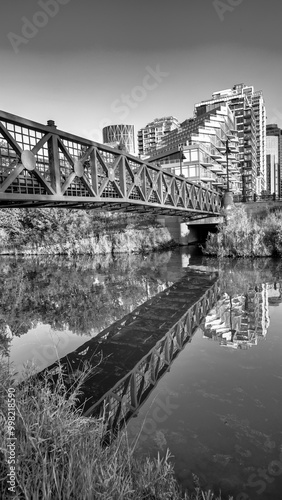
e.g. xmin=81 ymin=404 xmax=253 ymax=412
xmin=0 ymin=360 xmax=232 ymax=499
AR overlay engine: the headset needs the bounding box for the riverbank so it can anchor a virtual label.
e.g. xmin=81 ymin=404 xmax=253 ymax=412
xmin=0 ymin=362 xmax=231 ymax=499
xmin=1 ymin=226 xmax=177 ymax=256
xmin=0 ymin=208 xmax=177 ymax=255
xmin=203 ymin=205 xmax=282 ymax=257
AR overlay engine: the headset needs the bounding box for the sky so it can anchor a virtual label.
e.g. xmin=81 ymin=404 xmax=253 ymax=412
xmin=0 ymin=0 xmax=282 ymax=149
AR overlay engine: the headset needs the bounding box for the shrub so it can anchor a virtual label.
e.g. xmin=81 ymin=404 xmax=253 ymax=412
xmin=204 ymin=206 xmax=282 ymax=258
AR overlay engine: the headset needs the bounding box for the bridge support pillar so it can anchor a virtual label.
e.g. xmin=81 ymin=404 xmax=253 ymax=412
xmin=157 ymin=216 xmax=198 ymax=245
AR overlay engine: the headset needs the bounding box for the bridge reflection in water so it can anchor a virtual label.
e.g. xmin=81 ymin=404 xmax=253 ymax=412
xmin=40 ymin=270 xmax=220 ymax=440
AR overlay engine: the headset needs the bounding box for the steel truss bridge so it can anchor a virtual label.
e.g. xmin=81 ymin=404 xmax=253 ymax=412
xmin=0 ymin=111 xmax=221 ymax=218
xmin=40 ymin=271 xmax=220 ymax=441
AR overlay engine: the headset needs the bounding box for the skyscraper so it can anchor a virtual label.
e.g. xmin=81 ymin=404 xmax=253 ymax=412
xmin=266 ymin=124 xmax=282 ymax=197
xmin=252 ymin=91 xmax=266 ymax=194
xmin=147 ymin=104 xmax=241 ymax=194
xmin=194 ymin=84 xmax=266 ymax=198
xmin=137 ymin=117 xmax=179 ymax=157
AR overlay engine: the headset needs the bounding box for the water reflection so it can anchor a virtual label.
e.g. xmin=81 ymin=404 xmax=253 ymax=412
xmin=0 ymin=252 xmax=180 ymax=373
xmin=203 ymin=284 xmax=270 ymax=349
xmin=1 ymin=251 xmax=282 ymax=499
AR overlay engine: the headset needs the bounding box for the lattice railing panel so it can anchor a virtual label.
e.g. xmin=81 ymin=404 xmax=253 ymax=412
xmin=61 ymin=138 xmax=85 ymax=160
xmin=35 ymin=146 xmax=52 ymax=185
xmin=96 ymin=155 xmax=108 ymax=191
xmin=1 ymin=120 xmax=44 ymax=151
xmin=129 ymin=186 xmax=143 ymax=200
xmin=65 ymin=178 xmax=92 ymax=197
xmin=82 ymin=158 xmax=92 ymax=186
xmin=148 ymin=190 xmax=159 ymax=204
xmin=5 ymin=170 xmax=49 ymax=195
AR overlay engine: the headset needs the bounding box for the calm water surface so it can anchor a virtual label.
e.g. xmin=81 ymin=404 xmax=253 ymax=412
xmin=1 ymin=248 xmax=282 ymax=500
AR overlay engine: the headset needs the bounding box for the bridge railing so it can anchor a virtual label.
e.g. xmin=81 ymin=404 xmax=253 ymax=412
xmin=0 ymin=110 xmax=222 ymax=216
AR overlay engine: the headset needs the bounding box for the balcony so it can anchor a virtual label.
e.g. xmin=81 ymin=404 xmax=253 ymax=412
xmin=212 ymin=179 xmax=224 ymax=187
xmin=211 ymin=153 xmax=222 ymax=160
xmin=210 ymin=164 xmax=224 ymax=174
xmin=200 ymin=161 xmax=214 ymax=167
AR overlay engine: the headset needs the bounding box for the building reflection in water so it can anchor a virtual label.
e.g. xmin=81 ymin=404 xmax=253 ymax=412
xmin=202 ymin=283 xmax=282 ymax=349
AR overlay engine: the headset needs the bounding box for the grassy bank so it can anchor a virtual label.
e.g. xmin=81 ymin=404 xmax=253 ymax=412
xmin=203 ymin=206 xmax=282 ymax=257
xmin=0 ymin=362 xmax=232 ymax=499
xmin=0 ymin=208 xmax=176 ymax=255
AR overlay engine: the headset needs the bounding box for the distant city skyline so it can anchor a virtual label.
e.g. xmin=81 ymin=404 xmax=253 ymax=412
xmin=0 ymin=0 xmax=282 ymax=145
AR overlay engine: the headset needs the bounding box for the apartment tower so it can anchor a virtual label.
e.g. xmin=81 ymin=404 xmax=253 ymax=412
xmin=194 ymin=84 xmax=266 ymax=198
xmin=137 ymin=117 xmax=179 ymax=157
xmin=147 ymin=104 xmax=241 ymax=194
xmin=266 ymin=124 xmax=282 ymax=197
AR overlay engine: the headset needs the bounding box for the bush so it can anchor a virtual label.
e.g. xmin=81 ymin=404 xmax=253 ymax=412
xmin=0 ymin=208 xmax=176 ymax=255
xmin=204 ymin=206 xmax=282 ymax=258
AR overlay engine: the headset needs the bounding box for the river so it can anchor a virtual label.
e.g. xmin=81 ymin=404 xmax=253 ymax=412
xmin=1 ymin=247 xmax=282 ymax=500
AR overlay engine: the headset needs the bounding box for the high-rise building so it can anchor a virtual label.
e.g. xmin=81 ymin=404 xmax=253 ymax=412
xmin=103 ymin=124 xmax=135 ymax=155
xmin=194 ymin=84 xmax=266 ymax=198
xmin=137 ymin=117 xmax=179 ymax=157
xmin=266 ymin=124 xmax=282 ymax=197
xmin=252 ymin=91 xmax=266 ymax=194
xmin=147 ymin=104 xmax=241 ymax=193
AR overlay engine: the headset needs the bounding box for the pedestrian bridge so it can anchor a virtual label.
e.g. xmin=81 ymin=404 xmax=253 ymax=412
xmin=0 ymin=110 xmax=221 ymax=218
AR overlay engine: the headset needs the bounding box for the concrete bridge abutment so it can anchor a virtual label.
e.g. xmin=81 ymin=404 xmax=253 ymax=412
xmin=157 ymin=216 xmax=222 ymax=246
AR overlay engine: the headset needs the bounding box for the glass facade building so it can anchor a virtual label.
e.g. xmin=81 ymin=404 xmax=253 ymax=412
xmin=103 ymin=124 xmax=135 ymax=155
xmin=266 ymin=124 xmax=282 ymax=197
xmin=194 ymin=84 xmax=266 ymax=198
xmin=147 ymin=105 xmax=240 ymax=194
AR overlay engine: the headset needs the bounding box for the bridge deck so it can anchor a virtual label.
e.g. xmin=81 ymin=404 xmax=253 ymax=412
xmin=0 ymin=110 xmax=221 ymax=218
